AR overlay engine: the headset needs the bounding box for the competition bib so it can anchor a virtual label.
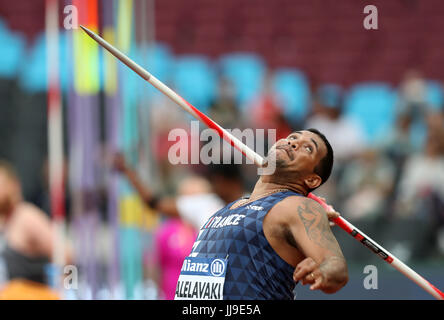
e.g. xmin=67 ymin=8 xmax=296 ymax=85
xmin=174 ymin=256 xmax=227 ymax=300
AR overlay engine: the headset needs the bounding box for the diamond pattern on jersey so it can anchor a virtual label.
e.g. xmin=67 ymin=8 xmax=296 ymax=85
xmin=188 ymin=191 xmax=302 ymax=300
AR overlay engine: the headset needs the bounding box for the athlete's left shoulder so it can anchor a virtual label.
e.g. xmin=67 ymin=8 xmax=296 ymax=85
xmin=271 ymin=195 xmax=327 ymax=222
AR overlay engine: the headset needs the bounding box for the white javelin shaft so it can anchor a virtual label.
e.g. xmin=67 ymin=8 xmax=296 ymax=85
xmin=338 ymin=218 xmax=444 ymax=300
xmin=80 ymin=25 xmax=264 ymax=167
xmin=80 ymin=25 xmax=444 ymax=300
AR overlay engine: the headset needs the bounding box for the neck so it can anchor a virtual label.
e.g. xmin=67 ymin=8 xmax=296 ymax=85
xmin=250 ymin=175 xmax=308 ymax=199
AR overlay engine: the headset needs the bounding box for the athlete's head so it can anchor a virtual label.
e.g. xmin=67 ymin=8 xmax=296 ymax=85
xmin=266 ymin=128 xmax=334 ymax=193
xmin=0 ymin=160 xmax=22 ymax=216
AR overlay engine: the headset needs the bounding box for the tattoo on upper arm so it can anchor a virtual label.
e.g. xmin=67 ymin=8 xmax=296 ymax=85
xmin=297 ymin=201 xmax=343 ymax=257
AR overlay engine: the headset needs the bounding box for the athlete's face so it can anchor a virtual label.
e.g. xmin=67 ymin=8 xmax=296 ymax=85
xmin=267 ymin=130 xmax=327 ymax=180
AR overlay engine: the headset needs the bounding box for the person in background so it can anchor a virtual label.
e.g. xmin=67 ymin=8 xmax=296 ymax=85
xmin=205 ymin=162 xmax=248 ymax=205
xmin=209 ymin=77 xmax=243 ymax=130
xmin=112 ymin=154 xmax=248 ymax=230
xmin=376 ymin=112 xmax=417 ymax=213
xmin=305 ymin=84 xmax=366 ymax=207
xmin=380 ymin=112 xmax=416 ymax=171
xmin=396 ymin=70 xmax=430 ymax=151
xmin=246 ymin=71 xmax=292 ymax=141
xmin=397 ymin=70 xmax=428 ymax=119
xmin=306 ymin=84 xmax=366 ymax=161
xmin=338 ymin=149 xmax=396 ymax=221
xmin=0 ymin=160 xmax=72 ymax=300
xmin=395 ymin=112 xmax=444 ymax=221
xmin=148 ymin=177 xmax=209 ymax=299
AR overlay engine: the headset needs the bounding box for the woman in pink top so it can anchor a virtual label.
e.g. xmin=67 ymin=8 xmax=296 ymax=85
xmin=153 ymin=218 xmax=196 ymax=300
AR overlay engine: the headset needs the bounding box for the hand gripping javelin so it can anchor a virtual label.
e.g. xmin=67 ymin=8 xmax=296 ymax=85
xmin=80 ymin=25 xmax=444 ymax=300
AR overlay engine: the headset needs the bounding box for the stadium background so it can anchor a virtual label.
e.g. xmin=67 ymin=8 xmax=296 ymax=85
xmin=0 ymin=0 xmax=443 ymax=299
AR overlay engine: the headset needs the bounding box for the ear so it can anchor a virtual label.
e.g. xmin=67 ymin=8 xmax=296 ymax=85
xmin=304 ymin=174 xmax=322 ymax=190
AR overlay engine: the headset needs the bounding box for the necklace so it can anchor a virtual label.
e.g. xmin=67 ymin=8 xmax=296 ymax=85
xmin=230 ymin=188 xmax=291 ymax=209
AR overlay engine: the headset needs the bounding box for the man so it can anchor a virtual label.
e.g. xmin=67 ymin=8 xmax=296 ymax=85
xmin=0 ymin=160 xmax=71 ymax=299
xmin=175 ymin=129 xmax=348 ymax=300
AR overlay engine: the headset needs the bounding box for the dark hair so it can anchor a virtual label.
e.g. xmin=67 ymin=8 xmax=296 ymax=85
xmin=206 ymin=162 xmax=243 ymax=182
xmin=306 ymin=128 xmax=334 ymax=189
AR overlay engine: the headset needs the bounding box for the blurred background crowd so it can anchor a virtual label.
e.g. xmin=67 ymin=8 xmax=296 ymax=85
xmin=0 ymin=0 xmax=443 ymax=299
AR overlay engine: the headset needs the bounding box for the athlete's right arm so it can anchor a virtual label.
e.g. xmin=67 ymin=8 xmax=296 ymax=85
xmin=284 ymin=197 xmax=348 ymax=294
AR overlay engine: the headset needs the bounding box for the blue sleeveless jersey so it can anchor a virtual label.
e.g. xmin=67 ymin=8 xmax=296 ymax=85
xmin=187 ymin=190 xmax=301 ymax=300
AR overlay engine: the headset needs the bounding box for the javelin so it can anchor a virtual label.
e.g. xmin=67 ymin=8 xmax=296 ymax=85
xmin=80 ymin=25 xmax=444 ymax=300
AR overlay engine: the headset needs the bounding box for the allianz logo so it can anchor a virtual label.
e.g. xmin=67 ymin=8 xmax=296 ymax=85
xmin=181 ymin=259 xmax=225 ymax=277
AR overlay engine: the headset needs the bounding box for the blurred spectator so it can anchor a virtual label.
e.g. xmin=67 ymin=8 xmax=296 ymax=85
xmin=378 ymin=112 xmax=417 ymax=206
xmin=305 ymin=84 xmax=366 ymax=205
xmin=205 ymin=162 xmax=248 ymax=204
xmin=112 ymin=153 xmax=226 ymax=230
xmin=396 ymin=70 xmax=430 ymax=151
xmin=149 ymin=176 xmax=213 ymax=300
xmin=395 ymin=112 xmax=444 ymax=221
xmin=306 ymin=84 xmax=366 ymax=161
xmin=397 ymin=70 xmax=428 ymax=118
xmin=150 ymin=218 xmax=195 ymax=300
xmin=0 ymin=160 xmax=72 ymax=299
xmin=208 ymin=77 xmax=243 ymax=129
xmin=381 ymin=112 xmax=416 ymax=165
xmin=246 ymin=71 xmax=292 ymax=141
xmin=338 ymin=150 xmax=396 ymax=221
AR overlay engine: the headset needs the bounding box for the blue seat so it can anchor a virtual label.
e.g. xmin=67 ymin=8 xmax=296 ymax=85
xmin=18 ymin=32 xmax=72 ymax=93
xmin=145 ymin=42 xmax=173 ymax=82
xmin=272 ymin=68 xmax=310 ymax=123
xmin=0 ymin=19 xmax=26 ymax=78
xmin=125 ymin=42 xmax=175 ymax=99
xmin=218 ymin=53 xmax=266 ymax=108
xmin=344 ymin=83 xmax=397 ymax=144
xmin=315 ymin=84 xmax=343 ymax=109
xmin=172 ymin=55 xmax=216 ymax=113
xmin=19 ymin=34 xmax=47 ymax=92
xmin=404 ymin=80 xmax=443 ymax=151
